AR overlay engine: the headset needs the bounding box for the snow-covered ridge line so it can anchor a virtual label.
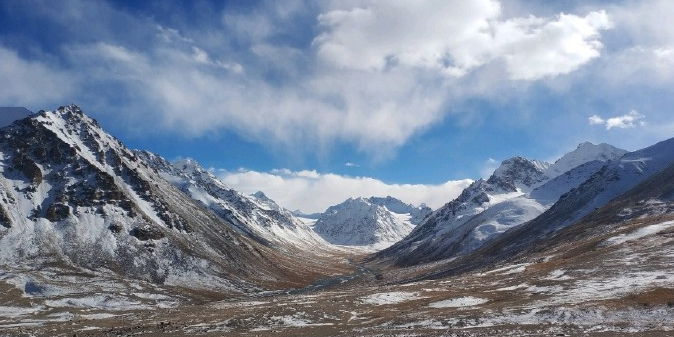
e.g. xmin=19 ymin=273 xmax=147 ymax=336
xmin=136 ymin=151 xmax=331 ymax=250
xmin=376 ymin=141 xmax=627 ymax=266
xmin=313 ymin=197 xmax=415 ymax=250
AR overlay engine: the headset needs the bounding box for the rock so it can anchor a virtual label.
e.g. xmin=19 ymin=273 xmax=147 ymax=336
xmin=108 ymin=223 xmax=123 ymax=233
xmin=12 ymin=154 xmax=42 ymax=186
xmin=46 ymin=202 xmax=71 ymax=222
xmin=0 ymin=204 xmax=11 ymax=228
xmin=130 ymin=225 xmax=165 ymax=241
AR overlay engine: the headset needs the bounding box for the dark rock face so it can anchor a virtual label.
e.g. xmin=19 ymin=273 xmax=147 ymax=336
xmin=488 ymin=157 xmax=548 ymax=191
xmin=108 ymin=223 xmax=123 ymax=233
xmin=11 ymin=154 xmax=42 ymax=186
xmin=0 ymin=204 xmax=10 ymax=228
xmin=46 ymin=203 xmax=71 ymax=222
xmin=130 ymin=225 xmax=165 ymax=241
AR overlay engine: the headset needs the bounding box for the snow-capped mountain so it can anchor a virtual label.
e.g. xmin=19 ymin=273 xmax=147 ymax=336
xmin=367 ymin=196 xmax=432 ymax=225
xmin=0 ymin=105 xmax=327 ymax=291
xmin=438 ymin=140 xmax=674 ymax=279
xmin=377 ymin=142 xmax=626 ymax=266
xmin=544 ymin=142 xmax=627 ymax=179
xmin=494 ymin=136 xmax=674 ymax=253
xmin=137 ymin=153 xmax=328 ymax=250
xmin=313 ymin=197 xmax=414 ymax=249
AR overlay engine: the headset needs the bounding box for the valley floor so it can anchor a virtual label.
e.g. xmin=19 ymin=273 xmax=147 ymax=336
xmin=2 ymin=217 xmax=674 ymax=336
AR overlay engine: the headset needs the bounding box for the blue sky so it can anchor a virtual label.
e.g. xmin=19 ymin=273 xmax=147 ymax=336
xmin=2 ymin=0 xmax=674 ymax=212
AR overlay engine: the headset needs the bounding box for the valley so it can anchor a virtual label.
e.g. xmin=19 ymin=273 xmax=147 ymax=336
xmin=4 ymin=212 xmax=674 ymax=337
xmin=1 ymin=106 xmax=673 ymax=336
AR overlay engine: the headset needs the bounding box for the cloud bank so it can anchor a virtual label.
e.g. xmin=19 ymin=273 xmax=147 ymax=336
xmin=589 ymin=110 xmax=646 ymax=130
xmin=218 ymin=169 xmax=473 ymax=213
xmin=315 ymin=1 xmax=611 ymax=80
xmin=0 ymin=0 xmax=619 ymax=158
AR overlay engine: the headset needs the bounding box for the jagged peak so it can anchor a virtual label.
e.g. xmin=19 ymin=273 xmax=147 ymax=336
xmin=252 ymin=191 xmax=270 ymax=200
xmin=37 ymin=105 xmax=95 ymax=126
xmin=489 ymin=156 xmax=549 ymax=192
xmin=173 ymin=157 xmax=202 ymax=173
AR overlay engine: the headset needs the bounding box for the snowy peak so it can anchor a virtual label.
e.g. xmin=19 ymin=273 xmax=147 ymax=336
xmin=313 ymin=197 xmax=413 ymax=248
xmin=377 ymin=141 xmax=627 ymax=266
xmin=367 ymin=196 xmax=432 ymax=225
xmin=546 ymin=142 xmax=627 ymax=179
xmin=489 ymin=156 xmax=550 ymax=192
xmin=250 ymin=191 xmax=280 ymax=210
xmin=0 ymin=105 xmax=301 ymax=289
xmin=173 ymin=158 xmax=202 ymax=175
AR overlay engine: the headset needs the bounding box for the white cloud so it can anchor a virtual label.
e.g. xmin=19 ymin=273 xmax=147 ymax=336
xmin=499 ymin=11 xmax=612 ymax=80
xmin=589 ymin=110 xmax=646 ymax=130
xmin=1 ymin=0 xmax=617 ymax=160
xmin=588 ymin=115 xmax=605 ymax=125
xmin=218 ymin=169 xmax=473 ymax=213
xmin=314 ymin=1 xmax=611 ymax=80
xmin=0 ymin=45 xmax=75 ymax=107
xmin=597 ymin=0 xmax=674 ymax=86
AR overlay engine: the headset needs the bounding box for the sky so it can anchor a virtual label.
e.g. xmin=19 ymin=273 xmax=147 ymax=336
xmin=1 ymin=0 xmax=674 ymax=213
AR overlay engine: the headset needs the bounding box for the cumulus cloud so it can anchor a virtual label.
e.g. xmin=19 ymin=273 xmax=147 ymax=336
xmin=314 ymin=1 xmax=612 ymax=80
xmin=1 ymin=0 xmax=617 ymax=159
xmin=11 ymin=0 xmax=674 ymax=167
xmin=218 ymin=169 xmax=473 ymax=213
xmin=589 ymin=110 xmax=646 ymax=130
xmin=0 ymin=45 xmax=75 ymax=107
xmin=596 ymin=0 xmax=674 ymax=86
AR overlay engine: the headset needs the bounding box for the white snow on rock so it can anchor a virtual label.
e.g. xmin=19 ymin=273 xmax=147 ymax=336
xmin=313 ymin=197 xmax=414 ymax=249
xmin=545 ymin=142 xmax=627 ymax=179
xmin=603 ymin=220 xmax=674 ymax=246
xmin=360 ymin=291 xmax=421 ymax=305
xmin=428 ymin=296 xmax=489 ymax=308
xmin=379 ymin=142 xmax=626 ymax=265
xmin=137 ymin=152 xmax=331 ymax=250
xmin=0 ymin=105 xmax=318 ymax=294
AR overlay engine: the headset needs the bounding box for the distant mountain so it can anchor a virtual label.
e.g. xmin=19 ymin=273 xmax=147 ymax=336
xmin=367 ymin=196 xmax=432 ymax=225
xmin=0 ymin=105 xmax=329 ymax=291
xmin=545 ymin=142 xmax=627 ymax=178
xmin=313 ymin=197 xmax=414 ymax=249
xmin=376 ymin=142 xmax=626 ymax=266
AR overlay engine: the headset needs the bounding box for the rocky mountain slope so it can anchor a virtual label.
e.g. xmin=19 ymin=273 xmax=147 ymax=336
xmin=376 ymin=142 xmax=626 ymax=266
xmin=459 ymin=136 xmax=674 ymax=269
xmin=312 ymin=197 xmax=415 ymax=249
xmin=1 ymin=106 xmax=673 ymax=336
xmin=136 ymin=153 xmax=329 ymax=251
xmin=367 ymin=196 xmax=432 ymax=225
xmin=0 ymin=105 xmax=343 ymax=294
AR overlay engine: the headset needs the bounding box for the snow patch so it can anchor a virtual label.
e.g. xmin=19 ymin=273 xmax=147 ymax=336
xmin=604 ymin=220 xmax=674 ymax=246
xmin=360 ymin=291 xmax=421 ymax=305
xmin=428 ymin=296 xmax=489 ymax=308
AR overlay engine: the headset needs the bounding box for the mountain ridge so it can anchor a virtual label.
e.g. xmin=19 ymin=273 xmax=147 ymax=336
xmin=375 ymin=142 xmax=626 ymax=266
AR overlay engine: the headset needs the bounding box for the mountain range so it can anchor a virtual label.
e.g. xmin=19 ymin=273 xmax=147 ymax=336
xmin=1 ymin=105 xmax=674 ymax=335
xmin=0 ymin=106 xmax=346 ymax=293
